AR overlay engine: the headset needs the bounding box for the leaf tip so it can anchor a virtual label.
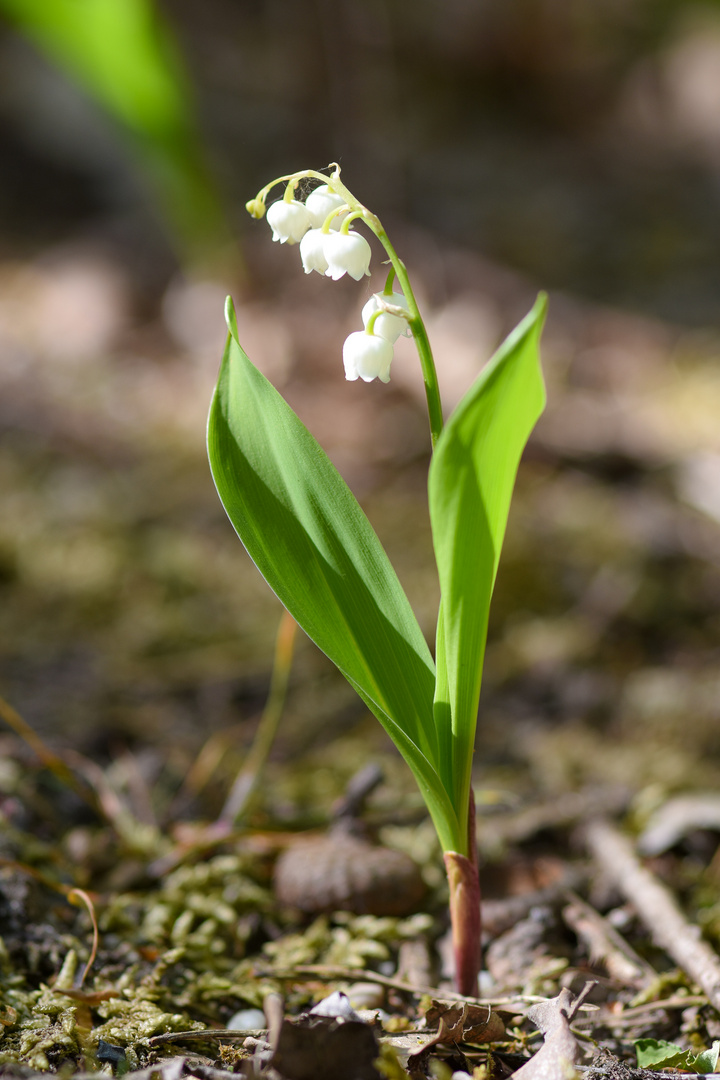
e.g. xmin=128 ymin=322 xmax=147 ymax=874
xmin=224 ymin=295 xmax=239 ymax=341
xmin=532 ymin=291 xmax=549 ymax=327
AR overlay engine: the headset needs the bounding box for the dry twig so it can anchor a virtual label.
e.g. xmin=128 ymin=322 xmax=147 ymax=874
xmin=584 ymin=819 xmax=720 ymax=1012
xmin=562 ymin=890 xmax=657 ymax=989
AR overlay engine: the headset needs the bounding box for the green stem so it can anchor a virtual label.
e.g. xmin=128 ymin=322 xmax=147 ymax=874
xmin=251 ymin=168 xmax=443 ymax=447
xmin=318 ymin=169 xmax=443 ymax=447
xmin=382 ymin=267 xmax=397 ymax=294
xmin=366 ymin=223 xmax=444 ymax=450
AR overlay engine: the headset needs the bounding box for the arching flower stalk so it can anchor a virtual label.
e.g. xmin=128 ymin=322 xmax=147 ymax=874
xmin=245 ymin=164 xmax=444 ymax=444
xmin=362 ymin=290 xmax=411 ymax=343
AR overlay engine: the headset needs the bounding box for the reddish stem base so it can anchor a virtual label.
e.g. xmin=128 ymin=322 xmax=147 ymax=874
xmin=443 ymin=793 xmax=481 ymax=996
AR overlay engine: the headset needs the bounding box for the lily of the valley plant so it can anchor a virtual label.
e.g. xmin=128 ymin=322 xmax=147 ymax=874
xmin=207 ymin=165 xmax=546 ymax=996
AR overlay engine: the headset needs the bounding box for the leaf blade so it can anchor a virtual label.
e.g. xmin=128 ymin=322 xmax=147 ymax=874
xmin=207 ymin=301 xmax=462 ymax=843
xmin=428 ymin=295 xmax=547 ymax=844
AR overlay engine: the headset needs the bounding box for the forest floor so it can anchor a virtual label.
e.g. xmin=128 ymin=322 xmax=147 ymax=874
xmin=2 ymin=224 xmax=720 ymax=1079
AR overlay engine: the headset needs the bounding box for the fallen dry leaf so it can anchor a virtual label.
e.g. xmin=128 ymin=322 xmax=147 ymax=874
xmin=511 ymin=987 xmax=582 ymax=1080
xmin=270 ymin=1014 xmax=381 ymax=1080
xmin=424 ymin=999 xmax=506 ymax=1044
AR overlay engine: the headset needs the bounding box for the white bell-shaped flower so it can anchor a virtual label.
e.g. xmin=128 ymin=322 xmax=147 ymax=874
xmin=305 ymin=184 xmax=348 ymax=229
xmin=300 ymin=228 xmax=329 ymax=274
xmin=343 ymin=330 xmax=394 ymax=383
xmin=266 ymin=199 xmax=311 ymax=244
xmin=324 ymin=230 xmax=372 ymax=281
xmin=361 ymin=292 xmax=411 ymax=343
xmin=297 ymin=228 xmax=330 ymax=274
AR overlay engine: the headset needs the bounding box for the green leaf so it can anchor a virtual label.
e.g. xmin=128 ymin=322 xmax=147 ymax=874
xmin=208 ymin=298 xmax=462 ymax=852
xmin=0 ymin=0 xmax=187 ymax=138
xmin=635 ymin=1038 xmax=720 ymax=1073
xmin=635 ymin=1039 xmax=689 ymax=1070
xmin=428 ymin=295 xmax=547 ymax=849
xmin=694 ymin=1042 xmax=720 ymax=1074
xmin=0 ymin=0 xmax=225 ymax=259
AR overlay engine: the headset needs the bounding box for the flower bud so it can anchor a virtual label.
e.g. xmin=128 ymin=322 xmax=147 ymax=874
xmin=361 ymin=292 xmax=411 ymax=343
xmin=300 ymin=229 xmax=329 ymax=274
xmin=343 ymin=330 xmax=394 ymax=383
xmin=266 ymin=199 xmax=311 ymax=244
xmin=305 ymin=184 xmax=348 ymax=229
xmin=246 ymin=197 xmax=266 ymax=220
xmin=324 ymin=230 xmax=372 ymax=281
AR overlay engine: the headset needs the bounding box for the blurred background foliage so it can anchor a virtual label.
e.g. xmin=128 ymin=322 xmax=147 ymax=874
xmin=0 ymin=0 xmax=225 ymax=263
xmin=3 ymin=0 xmax=720 ymax=316
xmin=1 ymin=0 xmax=720 ymax=814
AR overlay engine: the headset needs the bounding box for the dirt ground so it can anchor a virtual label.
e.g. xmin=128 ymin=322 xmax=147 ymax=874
xmin=3 ymin=4 xmax=720 ymax=1075
xmin=2 ymin=216 xmax=720 ymax=1078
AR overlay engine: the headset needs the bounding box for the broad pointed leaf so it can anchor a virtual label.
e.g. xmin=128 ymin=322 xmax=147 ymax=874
xmin=208 ymin=299 xmax=462 ymax=852
xmin=429 ymin=295 xmax=547 ymax=844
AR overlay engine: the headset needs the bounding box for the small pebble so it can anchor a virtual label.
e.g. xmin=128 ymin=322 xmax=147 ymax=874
xmin=346 ymin=982 xmax=385 ymax=1010
xmin=310 ymin=990 xmax=360 ymax=1020
xmin=356 ymin=1008 xmax=388 ymax=1026
xmin=242 ymin=1036 xmax=266 ymax=1049
xmin=96 ymin=1041 xmax=126 ymax=1067
xmin=229 ymin=1008 xmax=267 ymax=1030
xmin=606 ymin=905 xmax=633 ymax=930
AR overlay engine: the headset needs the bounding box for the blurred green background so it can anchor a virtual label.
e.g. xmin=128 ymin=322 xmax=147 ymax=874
xmin=2 ymin=0 xmax=720 ymax=815
xmin=3 ymin=0 xmax=720 ymax=317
